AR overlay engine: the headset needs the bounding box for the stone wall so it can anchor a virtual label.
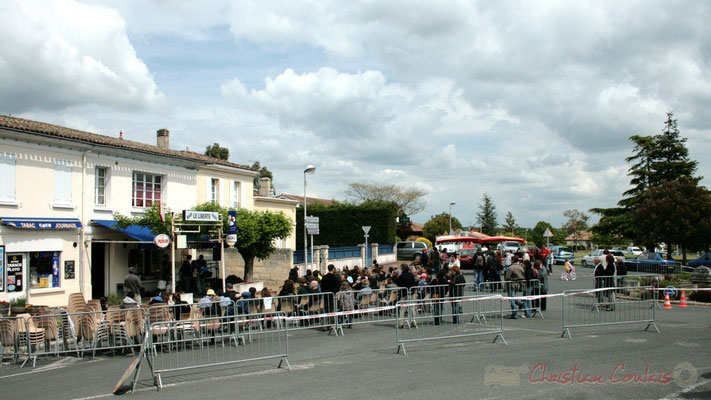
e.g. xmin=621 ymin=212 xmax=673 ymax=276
xmin=223 ymin=248 xmax=293 ymax=291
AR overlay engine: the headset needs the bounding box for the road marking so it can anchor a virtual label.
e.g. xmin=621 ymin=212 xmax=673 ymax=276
xmin=674 ymin=342 xmax=700 ymax=348
xmin=0 ymin=357 xmax=78 ymax=379
xmin=661 ymin=378 xmax=710 ymax=400
xmin=623 ymin=338 xmax=647 ymax=343
xmin=68 ymin=360 xmax=330 ymax=400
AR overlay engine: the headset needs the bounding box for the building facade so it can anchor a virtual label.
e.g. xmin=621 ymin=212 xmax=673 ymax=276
xmin=0 ymin=115 xmax=295 ymax=306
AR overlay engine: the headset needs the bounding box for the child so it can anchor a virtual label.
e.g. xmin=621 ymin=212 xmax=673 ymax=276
xmin=337 ymin=281 xmax=355 ymax=328
xmin=564 ymin=260 xmax=571 ymax=273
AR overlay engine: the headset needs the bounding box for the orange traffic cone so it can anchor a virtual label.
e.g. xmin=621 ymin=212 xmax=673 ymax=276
xmin=678 ymin=291 xmax=688 ymax=308
xmin=663 ymin=293 xmax=672 ymax=309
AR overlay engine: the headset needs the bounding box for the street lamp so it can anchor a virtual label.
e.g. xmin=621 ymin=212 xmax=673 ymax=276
xmin=303 ymin=165 xmax=316 ymax=273
xmin=449 ymin=201 xmax=456 ymax=235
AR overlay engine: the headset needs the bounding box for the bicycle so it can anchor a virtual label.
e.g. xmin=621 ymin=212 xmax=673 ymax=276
xmin=560 ymin=265 xmax=577 ymax=281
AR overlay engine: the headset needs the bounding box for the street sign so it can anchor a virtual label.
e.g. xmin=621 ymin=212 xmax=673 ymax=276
xmin=307 ymin=228 xmax=319 ymax=235
xmin=153 ymin=234 xmax=171 ymax=248
xmin=362 ymin=226 xmax=371 ymax=235
xmin=306 ymin=216 xmax=319 ymax=234
xmin=183 ymin=210 xmax=219 ymax=221
xmin=543 ymin=228 xmax=553 ymax=238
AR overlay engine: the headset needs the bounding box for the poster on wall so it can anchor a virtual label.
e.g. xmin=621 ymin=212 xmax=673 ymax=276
xmin=64 ymin=260 xmax=75 ymax=279
xmin=52 ymin=252 xmax=60 ymax=287
xmin=0 ymin=245 xmax=5 ymax=292
xmin=6 ymin=254 xmax=23 ymax=293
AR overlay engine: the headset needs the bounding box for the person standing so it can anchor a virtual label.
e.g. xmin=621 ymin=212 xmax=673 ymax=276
xmin=593 ymin=257 xmax=605 ymax=305
xmin=534 ymin=261 xmax=548 ymax=311
xmin=432 ymin=247 xmax=441 ymax=273
xmin=195 ymin=255 xmax=208 ymax=295
xmin=523 ymin=260 xmax=535 ymax=316
xmin=473 ymin=250 xmax=485 ymax=286
xmin=124 ymin=267 xmax=143 ymax=304
xmin=616 ymin=256 xmax=627 ymax=291
xmin=449 ymin=266 xmax=466 ymax=324
xmin=604 ymin=254 xmax=616 ymax=311
xmin=504 ymin=257 xmax=526 ymax=319
xmin=180 ymin=254 xmax=193 ymax=293
xmin=320 ymin=264 xmax=341 ymax=330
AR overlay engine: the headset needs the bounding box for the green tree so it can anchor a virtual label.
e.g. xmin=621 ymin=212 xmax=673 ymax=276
xmin=531 ymin=221 xmax=554 ymax=247
xmin=345 ymin=181 xmax=427 ymax=218
xmin=252 ymin=161 xmax=274 ymax=190
xmin=561 ymin=209 xmax=590 ymax=250
xmin=422 ymin=213 xmax=462 ymax=243
xmin=205 ymin=143 xmax=229 ymax=160
xmin=113 ymin=203 xmax=172 ymax=235
xmin=502 ymin=211 xmax=517 ymax=236
xmin=476 ymin=193 xmax=497 ymax=235
xmin=649 ymin=112 xmax=698 ymax=186
xmin=633 ymin=177 xmax=711 ymax=263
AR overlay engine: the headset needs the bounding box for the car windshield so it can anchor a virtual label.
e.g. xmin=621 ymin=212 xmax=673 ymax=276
xmin=460 ymin=249 xmax=476 ymax=255
xmin=559 ymin=247 xmax=572 ymax=253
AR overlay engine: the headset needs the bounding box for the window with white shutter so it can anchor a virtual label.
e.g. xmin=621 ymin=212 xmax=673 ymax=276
xmin=0 ymin=153 xmax=16 ymax=202
xmin=231 ymin=181 xmax=240 ymax=208
xmin=54 ymin=160 xmax=73 ymax=205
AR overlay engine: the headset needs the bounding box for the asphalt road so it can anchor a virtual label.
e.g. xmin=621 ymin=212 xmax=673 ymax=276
xmin=1 ymin=269 xmax=709 ymax=400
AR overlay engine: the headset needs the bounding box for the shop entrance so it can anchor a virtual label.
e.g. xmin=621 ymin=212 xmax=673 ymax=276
xmin=91 ymin=243 xmax=106 ymax=299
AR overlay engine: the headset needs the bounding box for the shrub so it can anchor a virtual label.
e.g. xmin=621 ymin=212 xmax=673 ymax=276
xmin=415 ymin=237 xmax=433 ymax=248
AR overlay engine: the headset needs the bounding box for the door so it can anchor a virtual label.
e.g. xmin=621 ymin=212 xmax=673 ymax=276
xmin=91 ymin=243 xmax=106 ymax=299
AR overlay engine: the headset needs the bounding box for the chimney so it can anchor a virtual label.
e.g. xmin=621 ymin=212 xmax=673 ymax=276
xmin=156 ymin=129 xmax=170 ymax=149
xmin=258 ymin=177 xmax=271 ymax=197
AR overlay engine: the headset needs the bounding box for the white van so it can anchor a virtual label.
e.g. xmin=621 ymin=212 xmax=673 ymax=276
xmin=625 ymin=247 xmax=643 ymax=256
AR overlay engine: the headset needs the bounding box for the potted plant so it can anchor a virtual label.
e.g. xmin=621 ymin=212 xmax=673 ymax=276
xmin=0 ymin=300 xmax=8 ymax=316
xmin=9 ymin=297 xmax=27 ymax=315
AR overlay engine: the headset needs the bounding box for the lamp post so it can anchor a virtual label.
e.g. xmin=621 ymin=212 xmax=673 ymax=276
xmin=303 ymin=165 xmax=316 ymax=274
xmin=449 ymin=201 xmax=456 ymax=235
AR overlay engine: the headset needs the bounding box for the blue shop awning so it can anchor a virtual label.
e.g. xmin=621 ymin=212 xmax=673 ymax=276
xmin=1 ymin=217 xmax=82 ymax=230
xmin=92 ymin=219 xmax=155 ymax=242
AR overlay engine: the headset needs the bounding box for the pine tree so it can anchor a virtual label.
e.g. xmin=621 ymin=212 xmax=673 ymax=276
xmin=648 ymin=112 xmax=698 ymax=186
xmin=476 ymin=193 xmax=498 ymax=235
xmin=503 ymin=211 xmax=517 ymax=236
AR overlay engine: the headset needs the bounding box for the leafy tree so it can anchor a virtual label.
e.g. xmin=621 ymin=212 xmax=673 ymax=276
xmin=531 ymin=221 xmax=554 ymax=247
xmin=633 ymin=177 xmax=711 ymax=263
xmin=422 ymin=213 xmax=462 ymax=243
xmin=115 ymin=202 xmax=292 ymax=282
xmin=593 ymin=112 xmax=700 ymax=246
xmin=205 ymin=143 xmax=229 ymax=160
xmin=476 ymin=193 xmax=497 ymax=235
xmin=502 ymin=211 xmax=518 ymax=236
xmin=345 ymin=181 xmax=427 ymax=218
xmin=562 ymin=209 xmax=590 ymax=250
xmin=252 ymin=161 xmax=274 ymax=190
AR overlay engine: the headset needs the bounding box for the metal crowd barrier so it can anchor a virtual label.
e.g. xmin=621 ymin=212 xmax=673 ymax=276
xmin=479 ymin=280 xmax=543 ymax=319
xmin=0 ymin=316 xmax=29 ymax=366
xmin=334 ymin=287 xmax=406 ymax=334
xmin=561 ymin=286 xmax=659 ymax=339
xmin=236 ymin=292 xmax=338 ymax=335
xmin=147 ymin=311 xmax=289 ymax=389
xmin=395 ymin=295 xmax=506 ymax=355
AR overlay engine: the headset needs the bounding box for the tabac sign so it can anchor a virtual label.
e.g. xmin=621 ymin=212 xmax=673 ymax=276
xmin=183 ymin=210 xmax=219 ymax=222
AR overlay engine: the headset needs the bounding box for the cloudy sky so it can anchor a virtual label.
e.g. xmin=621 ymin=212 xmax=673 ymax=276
xmin=2 ymin=0 xmax=710 ymax=228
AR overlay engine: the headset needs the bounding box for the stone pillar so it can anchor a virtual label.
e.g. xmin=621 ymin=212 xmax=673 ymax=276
xmin=358 ymin=244 xmax=366 ymax=268
xmin=370 ymin=243 xmax=379 ymax=267
xmin=320 ymin=245 xmax=329 ymax=272
xmin=313 ymin=245 xmax=321 ymax=273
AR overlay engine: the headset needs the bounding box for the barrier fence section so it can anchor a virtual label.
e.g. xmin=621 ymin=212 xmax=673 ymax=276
xmin=479 ymin=280 xmax=543 ymax=319
xmin=594 ymin=275 xmax=664 ymax=310
xmin=395 ymin=295 xmax=506 ymax=355
xmin=561 ymin=286 xmax=659 ymax=339
xmin=147 ymin=311 xmax=289 ymax=389
xmin=236 ymin=292 xmax=338 ymax=335
xmin=334 ymin=287 xmax=406 ymax=334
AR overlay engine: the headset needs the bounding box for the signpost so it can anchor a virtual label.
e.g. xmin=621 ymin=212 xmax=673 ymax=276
xmin=543 ymin=227 xmax=553 ymax=247
xmin=362 ymin=226 xmax=371 ymax=268
xmin=226 ymin=210 xmax=237 ymax=247
xmin=306 ymin=216 xmax=319 ymax=271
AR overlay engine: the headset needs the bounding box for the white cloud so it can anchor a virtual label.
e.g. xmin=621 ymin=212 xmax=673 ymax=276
xmin=0 ymin=0 xmax=163 ymax=112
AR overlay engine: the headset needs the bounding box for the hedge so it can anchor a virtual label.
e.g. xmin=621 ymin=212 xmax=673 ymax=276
xmin=296 ymin=202 xmax=398 ymax=247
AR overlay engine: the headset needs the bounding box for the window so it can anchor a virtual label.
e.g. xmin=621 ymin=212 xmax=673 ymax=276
xmin=231 ymin=181 xmax=240 ymax=208
xmin=54 ymin=160 xmax=73 ymax=205
xmin=211 ymin=178 xmax=219 ymax=204
xmin=0 ymin=153 xmax=16 ymax=202
xmin=95 ymin=167 xmax=107 ymax=206
xmin=132 ymin=172 xmax=162 ymax=207
xmin=30 ymin=251 xmax=61 ymax=289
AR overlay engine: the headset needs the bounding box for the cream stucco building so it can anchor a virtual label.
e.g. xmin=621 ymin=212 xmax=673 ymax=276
xmin=0 ymin=116 xmax=296 ymax=306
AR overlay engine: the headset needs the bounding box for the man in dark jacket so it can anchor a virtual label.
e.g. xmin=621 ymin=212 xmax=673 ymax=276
xmin=320 ymin=264 xmax=341 ymax=320
xmin=180 ymin=254 xmax=193 ymax=293
xmin=504 ymin=257 xmax=526 ymax=319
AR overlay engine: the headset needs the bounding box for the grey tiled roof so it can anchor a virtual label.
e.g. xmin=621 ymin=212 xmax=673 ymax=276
xmin=0 ymin=114 xmax=254 ymax=171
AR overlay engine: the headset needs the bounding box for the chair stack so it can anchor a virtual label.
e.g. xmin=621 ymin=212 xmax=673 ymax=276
xmin=0 ymin=318 xmax=18 ymax=363
xmin=16 ymin=313 xmax=45 ymax=367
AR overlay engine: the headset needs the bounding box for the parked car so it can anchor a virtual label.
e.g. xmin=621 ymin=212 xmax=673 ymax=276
xmin=624 ymin=252 xmax=678 ymax=273
xmin=625 ymin=247 xmax=643 ymax=257
xmin=687 ymin=252 xmax=711 ymax=269
xmin=580 ymin=250 xmax=625 ymax=268
xmin=458 ymin=248 xmax=478 ymax=269
xmin=396 ymin=241 xmax=430 ymax=260
xmin=610 ymin=247 xmax=626 ymax=253
xmin=498 ymin=241 xmax=523 ymax=253
xmin=550 ymin=246 xmax=575 ymax=265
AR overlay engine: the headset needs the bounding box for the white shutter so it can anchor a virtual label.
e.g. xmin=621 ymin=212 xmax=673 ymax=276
xmin=206 ymin=177 xmax=212 ymax=203
xmin=0 ymin=153 xmax=16 ymax=201
xmin=54 ymin=160 xmax=73 ymax=205
xmin=229 ymin=180 xmax=235 ymax=207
